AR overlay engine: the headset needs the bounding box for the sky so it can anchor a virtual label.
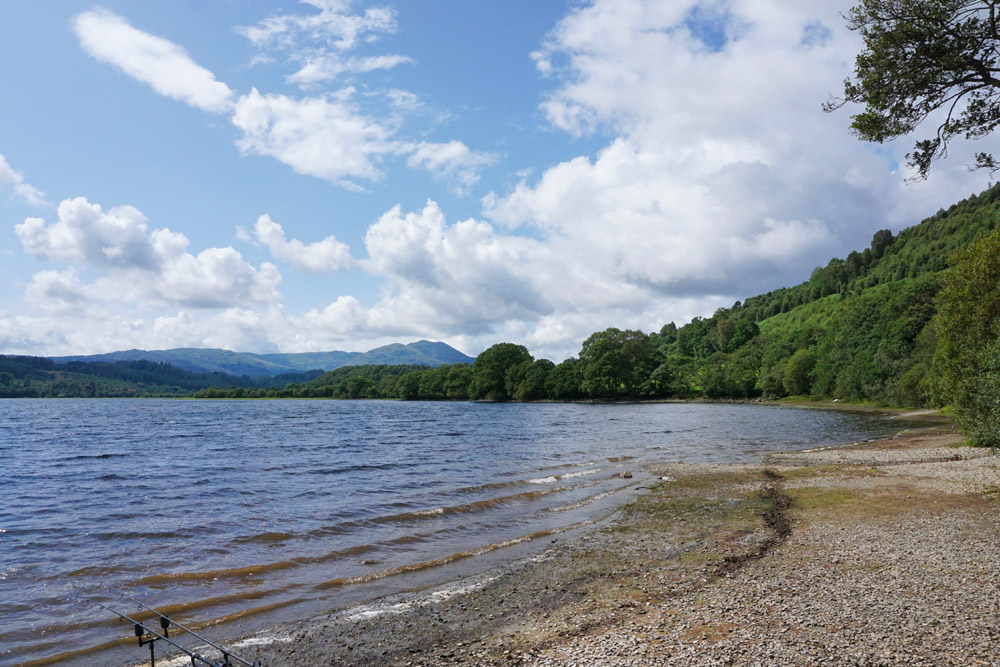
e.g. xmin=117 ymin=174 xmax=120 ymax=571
xmin=0 ymin=0 xmax=996 ymax=362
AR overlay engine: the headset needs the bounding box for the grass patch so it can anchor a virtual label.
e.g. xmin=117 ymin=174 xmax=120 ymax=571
xmin=657 ymin=470 xmax=759 ymax=492
xmin=623 ymin=496 xmax=725 ymax=522
xmin=677 ymin=549 xmax=717 ymax=566
xmin=982 ymin=486 xmax=1000 ymax=503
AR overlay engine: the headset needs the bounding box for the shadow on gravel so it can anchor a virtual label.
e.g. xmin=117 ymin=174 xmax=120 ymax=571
xmin=714 ymin=468 xmax=792 ymax=576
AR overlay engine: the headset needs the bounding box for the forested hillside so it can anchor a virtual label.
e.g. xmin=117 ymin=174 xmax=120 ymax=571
xmin=229 ymin=184 xmax=998 ymax=443
xmin=0 ymin=356 xmax=322 ymax=397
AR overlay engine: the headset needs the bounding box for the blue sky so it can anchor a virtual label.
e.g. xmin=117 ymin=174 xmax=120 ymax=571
xmin=0 ymin=0 xmax=995 ymax=360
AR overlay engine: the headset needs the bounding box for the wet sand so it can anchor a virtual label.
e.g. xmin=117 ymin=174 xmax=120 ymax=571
xmin=146 ymin=412 xmax=1000 ymax=666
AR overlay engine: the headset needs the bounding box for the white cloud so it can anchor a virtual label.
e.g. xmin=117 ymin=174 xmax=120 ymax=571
xmin=157 ymin=248 xmax=280 ymax=308
xmin=151 ymin=308 xmax=285 ymax=353
xmin=73 ymin=8 xmax=492 ymax=193
xmin=479 ymin=0 xmax=994 ymax=335
xmin=248 ymin=213 xmax=355 ymax=273
xmin=237 ymin=0 xmax=404 ymax=87
xmin=230 ymin=90 xmax=494 ymax=192
xmin=16 ymin=197 xmax=281 ymax=311
xmin=231 ymin=88 xmax=391 ymax=188
xmin=22 ymin=0 xmax=998 ymax=361
xmin=0 ymin=154 xmax=48 ymax=206
xmin=23 ymin=269 xmax=96 ymax=315
xmin=362 ymin=201 xmax=551 ymax=331
xmin=16 ymin=197 xmax=160 ymax=269
xmin=287 ymin=54 xmax=413 ymax=87
xmin=405 ymin=141 xmax=497 ymax=195
xmin=74 ymin=7 xmax=234 ymax=113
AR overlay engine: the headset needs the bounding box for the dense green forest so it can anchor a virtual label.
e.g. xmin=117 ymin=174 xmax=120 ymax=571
xmin=6 ymin=184 xmax=1000 ymax=442
xmin=0 ymin=356 xmax=322 ymax=397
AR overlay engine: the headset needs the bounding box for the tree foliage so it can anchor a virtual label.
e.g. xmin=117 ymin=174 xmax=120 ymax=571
xmin=783 ymin=349 xmax=816 ymax=396
xmin=469 ymin=343 xmax=533 ymax=401
xmin=827 ymin=0 xmax=1000 ymax=177
xmin=578 ymin=328 xmax=658 ymax=398
xmin=934 ymin=224 xmax=1000 ymax=444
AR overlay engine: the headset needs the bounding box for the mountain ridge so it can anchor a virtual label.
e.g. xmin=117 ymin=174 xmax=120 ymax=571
xmin=50 ymin=340 xmax=474 ymax=377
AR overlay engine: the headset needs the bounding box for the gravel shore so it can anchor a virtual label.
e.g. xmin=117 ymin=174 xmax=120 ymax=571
xmin=228 ymin=419 xmax=1000 ymax=666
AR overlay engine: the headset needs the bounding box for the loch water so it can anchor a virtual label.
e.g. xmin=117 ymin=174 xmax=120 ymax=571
xmin=0 ymin=399 xmax=915 ymax=665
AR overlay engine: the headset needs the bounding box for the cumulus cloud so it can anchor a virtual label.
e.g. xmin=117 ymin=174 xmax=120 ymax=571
xmin=16 ymin=197 xmax=281 ymax=310
xmin=151 ymin=308 xmax=285 ymax=352
xmin=157 ymin=247 xmax=281 ymax=308
xmin=362 ymin=200 xmax=551 ymax=331
xmin=0 ymin=154 xmax=48 ymax=206
xmin=74 ymin=7 xmax=234 ymax=113
xmin=247 ymin=214 xmax=355 ymax=273
xmin=231 ymin=87 xmax=391 ymax=187
xmin=483 ymin=0 xmax=994 ymax=323
xmin=24 ymin=269 xmax=97 ymax=315
xmin=229 ymin=90 xmax=495 ymax=191
xmin=29 ymin=0 xmax=998 ymax=361
xmin=16 ymin=197 xmax=160 ymax=269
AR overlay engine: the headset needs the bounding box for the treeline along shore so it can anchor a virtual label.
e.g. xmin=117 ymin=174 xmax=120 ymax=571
xmin=5 ymin=184 xmax=1000 ymax=445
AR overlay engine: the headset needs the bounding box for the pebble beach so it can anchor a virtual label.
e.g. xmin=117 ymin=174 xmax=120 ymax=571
xmin=157 ymin=412 xmax=1000 ymax=666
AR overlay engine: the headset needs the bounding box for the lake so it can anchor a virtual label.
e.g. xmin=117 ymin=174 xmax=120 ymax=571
xmin=0 ymin=399 xmax=913 ymax=666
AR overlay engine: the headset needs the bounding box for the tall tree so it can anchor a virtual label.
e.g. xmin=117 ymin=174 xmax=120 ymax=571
xmin=579 ymin=328 xmax=658 ymax=398
xmin=469 ymin=343 xmax=533 ymax=401
xmin=826 ymin=1 xmax=1000 ymax=177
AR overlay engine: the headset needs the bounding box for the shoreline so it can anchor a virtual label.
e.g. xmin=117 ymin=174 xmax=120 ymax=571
xmin=160 ymin=414 xmax=1000 ymax=666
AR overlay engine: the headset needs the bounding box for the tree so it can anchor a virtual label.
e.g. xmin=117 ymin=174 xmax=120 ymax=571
xmin=933 ymin=225 xmax=1000 ymax=444
xmin=826 ymin=1 xmax=1000 ymax=178
xmin=395 ymin=371 xmax=423 ymax=400
xmin=469 ymin=343 xmax=533 ymax=401
xmin=444 ymin=364 xmax=473 ymax=400
xmin=871 ymin=228 xmax=895 ymax=259
xmin=578 ymin=328 xmax=658 ymax=398
xmin=508 ymin=359 xmax=554 ymax=401
xmin=545 ymin=358 xmax=584 ymax=400
xmin=783 ymin=349 xmax=816 ymax=396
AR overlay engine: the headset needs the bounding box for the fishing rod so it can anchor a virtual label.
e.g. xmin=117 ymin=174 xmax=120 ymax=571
xmin=108 ymin=587 xmax=257 ymax=667
xmin=77 ymin=595 xmax=224 ymax=667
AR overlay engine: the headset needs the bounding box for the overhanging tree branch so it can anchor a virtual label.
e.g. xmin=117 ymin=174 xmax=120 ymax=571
xmin=829 ymin=0 xmax=1000 ymax=177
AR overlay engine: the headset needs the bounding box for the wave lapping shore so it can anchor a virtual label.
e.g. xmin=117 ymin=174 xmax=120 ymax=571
xmin=218 ymin=421 xmax=1000 ymax=666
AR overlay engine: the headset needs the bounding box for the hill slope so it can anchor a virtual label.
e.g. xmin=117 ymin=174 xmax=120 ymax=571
xmin=51 ymin=340 xmax=474 ymax=377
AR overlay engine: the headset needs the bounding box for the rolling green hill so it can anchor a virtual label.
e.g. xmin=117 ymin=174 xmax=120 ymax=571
xmin=50 ymin=340 xmax=474 ymax=377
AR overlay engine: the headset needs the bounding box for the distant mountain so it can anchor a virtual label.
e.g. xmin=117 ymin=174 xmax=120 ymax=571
xmin=50 ymin=348 xmax=299 ymax=377
xmin=348 ymin=340 xmax=475 ymax=367
xmin=245 ymin=350 xmax=359 ymax=372
xmin=50 ymin=340 xmax=474 ymax=378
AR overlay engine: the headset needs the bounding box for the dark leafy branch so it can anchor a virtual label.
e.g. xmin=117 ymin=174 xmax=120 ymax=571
xmin=826 ymin=0 xmax=1000 ymax=177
